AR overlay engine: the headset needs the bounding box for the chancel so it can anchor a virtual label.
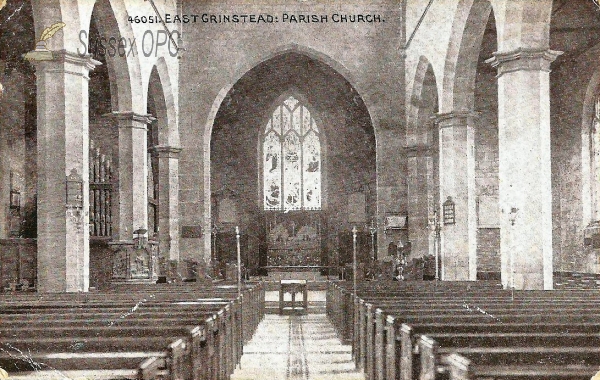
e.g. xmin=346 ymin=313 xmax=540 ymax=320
xmin=1 ymin=0 xmax=600 ymax=378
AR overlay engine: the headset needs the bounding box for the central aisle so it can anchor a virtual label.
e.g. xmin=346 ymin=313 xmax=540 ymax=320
xmin=231 ymin=314 xmax=364 ymax=380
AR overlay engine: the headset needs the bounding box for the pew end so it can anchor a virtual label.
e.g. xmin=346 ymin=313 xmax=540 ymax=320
xmin=443 ymin=354 xmax=470 ymax=380
xmin=138 ymin=355 xmax=168 ymax=380
xmin=419 ymin=334 xmax=440 ymax=380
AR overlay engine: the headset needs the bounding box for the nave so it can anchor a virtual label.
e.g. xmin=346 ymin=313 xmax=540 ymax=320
xmin=2 ymin=279 xmax=600 ymax=380
xmin=231 ymin=314 xmax=363 ymax=380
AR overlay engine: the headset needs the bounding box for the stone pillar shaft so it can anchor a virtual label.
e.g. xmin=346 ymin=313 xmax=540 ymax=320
xmin=406 ymin=145 xmax=435 ymax=258
xmin=112 ymin=112 xmax=153 ymax=240
xmin=487 ymin=48 xmax=561 ymax=290
xmin=154 ymin=145 xmax=181 ymax=261
xmin=436 ymin=112 xmax=477 ymax=281
xmin=33 ymin=51 xmax=99 ymax=292
xmin=593 ymin=114 xmax=600 ymax=222
xmin=376 ymin=127 xmax=405 ymax=260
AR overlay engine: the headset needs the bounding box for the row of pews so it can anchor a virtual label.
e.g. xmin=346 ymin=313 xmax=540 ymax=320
xmin=326 ymin=280 xmax=600 ymax=380
xmin=0 ymin=281 xmax=265 ymax=379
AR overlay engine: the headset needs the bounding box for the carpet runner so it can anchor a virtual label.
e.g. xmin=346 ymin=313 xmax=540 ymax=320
xmin=231 ymin=314 xmax=364 ymax=380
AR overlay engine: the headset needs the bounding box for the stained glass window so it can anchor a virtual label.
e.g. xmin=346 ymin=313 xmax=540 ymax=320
xmin=263 ymin=96 xmax=321 ymax=211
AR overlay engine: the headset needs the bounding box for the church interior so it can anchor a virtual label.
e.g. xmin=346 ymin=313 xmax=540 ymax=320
xmin=1 ymin=0 xmax=600 ymax=379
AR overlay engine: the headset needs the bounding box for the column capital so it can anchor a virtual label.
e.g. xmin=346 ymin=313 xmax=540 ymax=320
xmin=151 ymin=145 xmax=182 ymax=158
xmin=103 ymin=111 xmax=156 ymax=129
xmin=27 ymin=50 xmax=101 ymax=79
xmin=433 ymin=111 xmax=478 ymax=129
xmin=404 ymin=144 xmax=432 ymax=158
xmin=485 ymin=48 xmax=563 ymax=77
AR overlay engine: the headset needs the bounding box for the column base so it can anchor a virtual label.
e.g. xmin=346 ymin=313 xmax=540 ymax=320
xmin=509 ymin=273 xmax=546 ymax=290
xmin=584 ymin=221 xmax=600 ymax=247
xmin=442 ymin=257 xmax=472 ymax=281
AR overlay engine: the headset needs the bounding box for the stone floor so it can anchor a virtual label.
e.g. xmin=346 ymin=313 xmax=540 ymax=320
xmin=231 ymin=314 xmax=364 ymax=380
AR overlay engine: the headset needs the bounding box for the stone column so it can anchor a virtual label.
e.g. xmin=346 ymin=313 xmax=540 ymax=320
xmin=153 ymin=145 xmax=182 ymax=262
xmin=110 ymin=112 xmax=153 ymax=241
xmin=375 ymin=126 xmax=406 ymax=260
xmin=436 ymin=112 xmax=477 ymax=281
xmin=487 ymin=48 xmax=561 ymax=290
xmin=32 ymin=50 xmax=100 ymax=292
xmin=406 ymin=145 xmax=435 ymax=259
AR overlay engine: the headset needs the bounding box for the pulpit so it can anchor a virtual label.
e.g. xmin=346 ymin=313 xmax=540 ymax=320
xmin=279 ymin=279 xmax=308 ymax=314
xmin=109 ymin=229 xmax=159 ymax=283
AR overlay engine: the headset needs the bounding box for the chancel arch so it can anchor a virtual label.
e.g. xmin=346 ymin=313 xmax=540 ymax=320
xmin=210 ymin=51 xmax=376 ymax=276
xmin=200 ymin=45 xmax=375 ymax=269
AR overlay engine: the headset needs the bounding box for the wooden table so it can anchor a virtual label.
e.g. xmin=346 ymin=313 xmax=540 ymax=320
xmin=279 ymin=280 xmax=308 ymax=314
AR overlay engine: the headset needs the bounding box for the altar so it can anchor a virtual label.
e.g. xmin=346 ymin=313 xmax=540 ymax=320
xmin=279 ymin=279 xmax=308 ymax=314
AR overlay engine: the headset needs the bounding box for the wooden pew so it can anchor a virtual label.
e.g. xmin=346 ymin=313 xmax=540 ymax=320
xmin=1 ymin=309 xmax=224 ymax=380
xmin=419 ymin=333 xmax=600 ymax=380
xmin=363 ymin=291 xmax=600 ymax=375
xmin=371 ymin=304 xmax=600 ymax=380
xmin=0 ymin=312 xmax=217 ymax=379
xmin=0 ymin=298 xmax=240 ymax=375
xmin=326 ymin=281 xmax=600 ymax=380
xmin=0 ymin=282 xmax=265 ymax=380
xmin=443 ymin=349 xmax=600 ymax=380
xmin=389 ymin=320 xmax=600 ymax=380
xmin=379 ymin=304 xmax=600 ymax=380
xmin=2 ymin=281 xmax=265 ymax=352
xmin=325 ymin=279 xmax=598 ymax=342
xmin=385 ymin=310 xmax=600 ymax=380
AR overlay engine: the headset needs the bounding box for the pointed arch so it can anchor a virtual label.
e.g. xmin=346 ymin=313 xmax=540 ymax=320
xmin=202 ymin=44 xmax=374 ymax=143
xmin=85 ymin=0 xmax=143 ymax=113
xmin=30 ymin=0 xmax=80 ymax=52
xmin=405 ymin=55 xmax=440 ymax=260
xmin=582 ymin=66 xmax=600 ymax=225
xmin=204 ymin=48 xmax=374 ymax=264
xmin=407 ymin=55 xmax=439 ymax=146
xmin=442 ymin=0 xmax=494 ymax=113
xmin=148 ymin=57 xmax=179 ymax=147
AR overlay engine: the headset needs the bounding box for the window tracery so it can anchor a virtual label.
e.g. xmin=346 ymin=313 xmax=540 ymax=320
xmin=263 ymin=96 xmax=321 ymax=211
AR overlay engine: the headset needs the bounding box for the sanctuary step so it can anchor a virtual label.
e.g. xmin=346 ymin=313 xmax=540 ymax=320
xmin=231 ymin=314 xmax=364 ymax=380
